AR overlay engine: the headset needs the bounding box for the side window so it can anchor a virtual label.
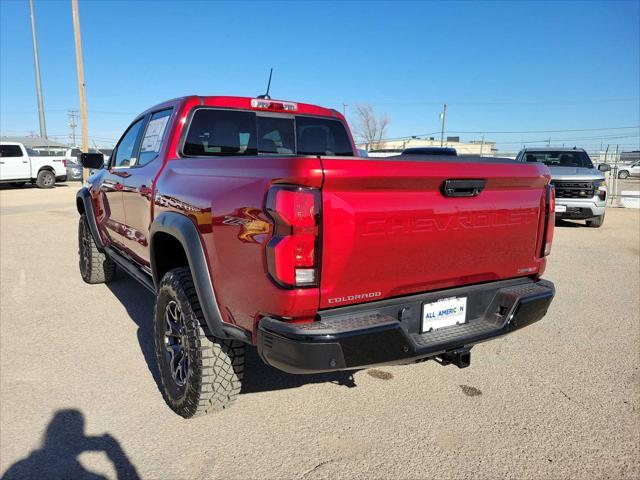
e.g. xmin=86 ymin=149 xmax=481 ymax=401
xmin=112 ymin=118 xmax=145 ymax=168
xmin=0 ymin=145 xmax=24 ymax=157
xmin=138 ymin=109 xmax=172 ymax=166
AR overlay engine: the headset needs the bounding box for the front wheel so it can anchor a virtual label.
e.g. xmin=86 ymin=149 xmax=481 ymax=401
xmin=78 ymin=214 xmax=116 ymax=283
xmin=154 ymin=267 xmax=245 ymax=418
xmin=35 ymin=169 xmax=55 ymax=188
xmin=586 ymin=214 xmax=605 ymax=228
xmin=618 ymin=170 xmax=629 ymax=179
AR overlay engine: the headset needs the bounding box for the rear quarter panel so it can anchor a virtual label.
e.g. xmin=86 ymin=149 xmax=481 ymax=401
xmin=153 ymin=155 xmax=323 ymax=338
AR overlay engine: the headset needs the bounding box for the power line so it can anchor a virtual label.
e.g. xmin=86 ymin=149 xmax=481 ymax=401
xmin=328 ymin=97 xmax=640 ymax=107
xmin=445 ymin=125 xmax=640 ymax=134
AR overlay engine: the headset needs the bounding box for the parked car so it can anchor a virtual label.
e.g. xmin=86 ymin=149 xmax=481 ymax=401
xmin=617 ymin=162 xmax=640 ymax=179
xmin=66 ymin=161 xmax=83 ymax=181
xmin=0 ymin=142 xmax=67 ymax=188
xmin=402 ymin=147 xmax=457 ymax=156
xmin=78 ymin=95 xmax=555 ymax=418
xmin=516 ymin=147 xmax=610 ymax=227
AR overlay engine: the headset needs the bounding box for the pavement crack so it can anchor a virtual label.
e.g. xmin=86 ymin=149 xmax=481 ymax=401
xmin=559 ymin=389 xmax=572 ymax=401
xmin=300 ymin=459 xmax=338 ymax=478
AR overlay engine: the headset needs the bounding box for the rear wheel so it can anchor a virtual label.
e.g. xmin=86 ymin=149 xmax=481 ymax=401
xmin=618 ymin=170 xmax=629 ymax=179
xmin=78 ymin=214 xmax=116 ymax=283
xmin=35 ymin=169 xmax=55 ymax=188
xmin=586 ymin=214 xmax=605 ymax=228
xmin=154 ymin=267 xmax=245 ymax=418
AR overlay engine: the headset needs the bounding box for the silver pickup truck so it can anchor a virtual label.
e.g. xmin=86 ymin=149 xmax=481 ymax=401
xmin=516 ymin=148 xmax=610 ymax=228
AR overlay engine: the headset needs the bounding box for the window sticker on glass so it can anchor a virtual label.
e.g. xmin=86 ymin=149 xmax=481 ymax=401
xmin=141 ymin=115 xmax=170 ymax=153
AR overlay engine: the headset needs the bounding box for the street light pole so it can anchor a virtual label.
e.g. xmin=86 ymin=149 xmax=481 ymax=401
xmin=439 ymin=103 xmax=447 ymax=147
xmin=71 ymin=0 xmax=89 ymax=179
xmin=28 ymin=0 xmax=47 ymax=139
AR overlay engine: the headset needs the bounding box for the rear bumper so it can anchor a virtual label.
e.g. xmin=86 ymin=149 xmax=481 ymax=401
xmin=258 ymin=278 xmax=554 ymax=374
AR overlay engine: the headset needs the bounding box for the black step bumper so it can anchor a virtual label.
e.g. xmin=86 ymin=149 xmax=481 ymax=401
xmin=257 ymin=278 xmax=555 ymax=374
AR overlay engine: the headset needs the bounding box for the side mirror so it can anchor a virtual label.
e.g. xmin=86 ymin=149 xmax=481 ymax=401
xmin=80 ymin=152 xmax=104 ymax=169
xmin=598 ymin=163 xmax=611 ymax=172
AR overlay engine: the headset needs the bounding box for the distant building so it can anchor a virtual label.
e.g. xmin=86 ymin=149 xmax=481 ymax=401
xmin=358 ymin=136 xmax=497 ymax=156
xmin=0 ymin=135 xmax=68 ymax=156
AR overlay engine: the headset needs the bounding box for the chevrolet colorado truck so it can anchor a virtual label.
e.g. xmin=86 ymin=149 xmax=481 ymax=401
xmin=516 ymin=147 xmax=610 ymax=227
xmin=77 ymin=95 xmax=556 ymax=418
xmin=0 ymin=142 xmax=67 ymax=188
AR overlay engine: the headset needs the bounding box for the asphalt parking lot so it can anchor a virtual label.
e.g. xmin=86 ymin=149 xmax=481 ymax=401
xmin=0 ymin=184 xmax=639 ymax=480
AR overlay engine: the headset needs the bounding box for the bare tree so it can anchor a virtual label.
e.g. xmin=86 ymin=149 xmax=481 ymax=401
xmin=354 ymin=103 xmax=390 ymax=151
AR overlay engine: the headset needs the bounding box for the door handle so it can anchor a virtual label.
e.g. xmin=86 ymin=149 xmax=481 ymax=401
xmin=22 ymin=161 xmax=28 ymax=163
xmin=442 ymin=179 xmax=486 ymax=197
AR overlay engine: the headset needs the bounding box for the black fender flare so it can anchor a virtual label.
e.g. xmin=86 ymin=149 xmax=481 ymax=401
xmin=76 ymin=187 xmax=105 ymax=250
xmin=149 ymin=212 xmax=251 ymax=343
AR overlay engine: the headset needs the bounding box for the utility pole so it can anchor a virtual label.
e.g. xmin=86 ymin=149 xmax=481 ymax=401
xmin=547 ymin=138 xmax=551 ymax=146
xmin=479 ymin=135 xmax=485 ymax=156
xmin=28 ymin=0 xmax=47 ymax=139
xmin=68 ymin=110 xmax=78 ymax=145
xmin=71 ymin=0 xmax=89 ymax=179
xmin=342 ymin=103 xmax=348 ymax=117
xmin=439 ymin=103 xmax=447 ymax=147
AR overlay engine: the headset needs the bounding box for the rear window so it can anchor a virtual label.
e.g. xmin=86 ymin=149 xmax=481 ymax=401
xmin=183 ymin=109 xmax=353 ymax=157
xmin=296 ymin=116 xmax=353 ymax=156
xmin=522 ymin=151 xmax=594 ymax=168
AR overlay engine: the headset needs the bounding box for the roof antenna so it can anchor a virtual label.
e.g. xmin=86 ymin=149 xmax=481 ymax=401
xmin=257 ymin=68 xmax=273 ymax=99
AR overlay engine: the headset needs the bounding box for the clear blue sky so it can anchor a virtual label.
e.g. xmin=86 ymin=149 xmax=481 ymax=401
xmin=1 ymin=0 xmax=639 ymax=152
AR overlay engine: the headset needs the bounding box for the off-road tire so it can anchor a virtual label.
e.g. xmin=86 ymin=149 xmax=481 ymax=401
xmin=78 ymin=214 xmax=116 ymax=283
xmin=35 ymin=169 xmax=55 ymax=188
xmin=618 ymin=170 xmax=630 ymax=179
xmin=586 ymin=214 xmax=605 ymax=228
xmin=154 ymin=267 xmax=245 ymax=418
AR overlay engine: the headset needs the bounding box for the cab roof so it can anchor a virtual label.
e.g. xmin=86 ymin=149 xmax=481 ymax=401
xmin=140 ymin=95 xmax=344 ymax=121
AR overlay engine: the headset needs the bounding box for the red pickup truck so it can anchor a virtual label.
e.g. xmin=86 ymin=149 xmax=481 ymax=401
xmin=77 ymin=95 xmax=555 ymax=418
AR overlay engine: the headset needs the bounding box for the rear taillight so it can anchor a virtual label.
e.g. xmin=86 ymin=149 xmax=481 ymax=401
xmin=266 ymin=186 xmax=320 ymax=288
xmin=542 ymin=184 xmax=555 ymax=256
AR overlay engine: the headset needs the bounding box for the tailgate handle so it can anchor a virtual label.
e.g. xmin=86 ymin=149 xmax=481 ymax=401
xmin=442 ymin=179 xmax=486 ymax=197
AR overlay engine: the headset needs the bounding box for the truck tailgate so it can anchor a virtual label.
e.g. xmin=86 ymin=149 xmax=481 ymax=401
xmin=319 ymin=157 xmax=550 ymax=309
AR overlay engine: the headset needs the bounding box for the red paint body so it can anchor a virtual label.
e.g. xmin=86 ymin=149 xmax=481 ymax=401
xmin=89 ymin=96 xmax=553 ymax=344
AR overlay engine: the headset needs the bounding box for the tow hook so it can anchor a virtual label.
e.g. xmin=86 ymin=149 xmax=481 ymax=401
xmin=437 ymin=348 xmax=471 ymax=369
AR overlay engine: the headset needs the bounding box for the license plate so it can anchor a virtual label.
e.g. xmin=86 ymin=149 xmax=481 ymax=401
xmin=422 ymin=297 xmax=467 ymax=332
xmin=555 ymin=204 xmax=567 ymax=213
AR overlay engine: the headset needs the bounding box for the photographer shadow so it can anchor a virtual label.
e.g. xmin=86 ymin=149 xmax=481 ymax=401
xmin=1 ymin=409 xmax=139 ymax=480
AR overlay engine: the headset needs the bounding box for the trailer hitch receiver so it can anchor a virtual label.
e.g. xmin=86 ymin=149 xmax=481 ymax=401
xmin=437 ymin=349 xmax=471 ymax=369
